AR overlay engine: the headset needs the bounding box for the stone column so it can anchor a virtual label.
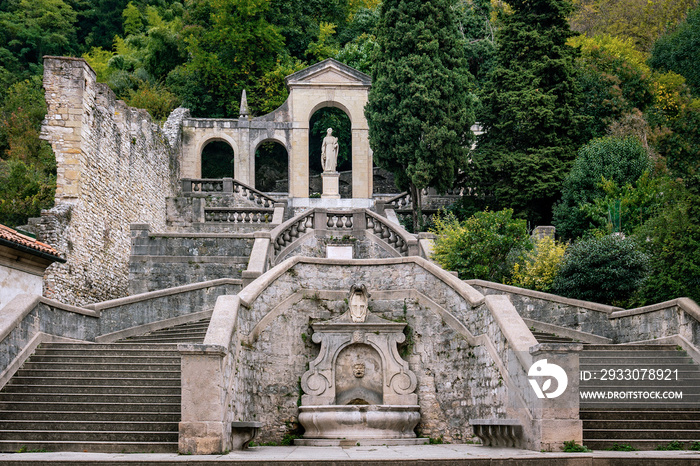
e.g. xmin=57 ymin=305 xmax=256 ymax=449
xmin=351 ymin=128 xmax=372 ymax=199
xmin=528 ymin=343 xmax=583 ymax=451
xmin=290 ymin=127 xmax=309 ymax=198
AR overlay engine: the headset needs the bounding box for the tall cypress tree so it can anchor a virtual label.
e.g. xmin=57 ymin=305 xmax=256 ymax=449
xmin=468 ymin=0 xmax=585 ymax=224
xmin=365 ymin=0 xmax=476 ymax=230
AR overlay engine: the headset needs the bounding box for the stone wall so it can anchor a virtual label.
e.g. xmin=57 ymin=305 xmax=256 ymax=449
xmin=39 ymin=56 xmax=180 ymax=306
xmin=128 ymin=224 xmax=254 ymax=294
xmin=232 ymin=260 xmax=506 ymax=445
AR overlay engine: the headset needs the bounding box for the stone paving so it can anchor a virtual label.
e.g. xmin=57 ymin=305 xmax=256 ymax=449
xmin=1 ymin=445 xmax=700 ymax=465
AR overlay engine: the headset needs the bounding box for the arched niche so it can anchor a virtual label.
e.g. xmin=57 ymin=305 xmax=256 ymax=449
xmin=308 ymin=106 xmax=353 ymax=198
xmin=201 ymin=139 xmax=235 ymax=179
xmin=254 ymin=138 xmax=289 ymax=192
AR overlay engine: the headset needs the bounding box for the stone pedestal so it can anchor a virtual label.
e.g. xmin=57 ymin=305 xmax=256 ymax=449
xmin=321 ymin=172 xmax=340 ymax=199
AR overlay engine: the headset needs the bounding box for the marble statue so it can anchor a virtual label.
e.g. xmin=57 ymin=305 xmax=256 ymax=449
xmin=321 ymin=128 xmax=339 ymax=172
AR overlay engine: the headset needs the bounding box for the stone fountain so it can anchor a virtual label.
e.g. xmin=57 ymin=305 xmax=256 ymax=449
xmin=296 ymin=285 xmax=425 ymax=445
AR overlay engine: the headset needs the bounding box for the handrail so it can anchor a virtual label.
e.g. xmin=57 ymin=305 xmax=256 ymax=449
xmin=181 ymin=178 xmax=277 ymax=208
xmin=365 ymin=209 xmax=418 ymax=256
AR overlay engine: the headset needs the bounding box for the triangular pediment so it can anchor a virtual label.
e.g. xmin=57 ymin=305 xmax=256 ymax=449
xmin=285 ymin=58 xmax=371 ymax=87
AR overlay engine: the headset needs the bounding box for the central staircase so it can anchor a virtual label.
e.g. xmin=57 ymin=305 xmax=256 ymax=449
xmin=0 ymin=319 xmax=209 ymax=453
xmin=533 ymin=331 xmax=700 ymax=450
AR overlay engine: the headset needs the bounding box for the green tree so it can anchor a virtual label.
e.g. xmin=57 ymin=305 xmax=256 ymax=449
xmin=633 ymin=181 xmax=700 ymax=304
xmin=431 ymin=209 xmax=531 ymax=282
xmin=0 ymin=77 xmax=56 ymax=226
xmin=0 ymin=0 xmax=78 ymax=94
xmin=468 ymin=0 xmax=586 ymax=224
xmin=649 ymin=6 xmax=700 ymax=96
xmin=570 ymin=0 xmax=698 ymax=53
xmin=552 ymin=136 xmax=651 ymax=238
xmin=365 ymin=0 xmax=476 ymax=230
xmin=167 ymin=0 xmax=284 ymax=117
xmin=552 ymin=234 xmax=649 ymax=306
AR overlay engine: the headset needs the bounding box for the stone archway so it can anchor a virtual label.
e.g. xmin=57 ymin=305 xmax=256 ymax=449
xmin=285 ymin=59 xmax=373 ymax=200
xmin=179 ymin=59 xmax=372 ymax=198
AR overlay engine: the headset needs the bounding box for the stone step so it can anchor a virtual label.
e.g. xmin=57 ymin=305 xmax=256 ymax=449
xmin=0 ymin=410 xmax=180 ymax=422
xmin=0 ymin=440 xmax=178 ymax=453
xmin=0 ymin=420 xmax=178 ymax=432
xmin=582 ymin=419 xmax=700 ymax=430
xmin=0 ymin=393 xmax=180 ymax=404
xmin=120 ymin=336 xmax=205 ymax=343
xmin=583 ymin=439 xmax=700 ymax=451
xmin=13 ymin=369 xmax=181 ymax=379
xmin=0 ymin=384 xmax=180 ymax=395
xmin=0 ymin=429 xmax=178 ymax=443
xmin=28 ymin=355 xmax=182 ymax=364
xmin=19 ymin=362 xmax=180 ymax=371
xmin=583 ymin=344 xmax=679 ymax=351
xmin=0 ymin=401 xmax=180 ymax=412
xmin=581 ymin=410 xmax=700 ymax=421
xmin=584 ymin=428 xmax=700 ymax=440
xmin=38 ymin=343 xmax=179 ymax=351
xmin=5 ymin=376 xmax=180 ymax=387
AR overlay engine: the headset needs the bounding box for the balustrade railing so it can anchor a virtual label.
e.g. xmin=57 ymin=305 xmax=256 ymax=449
xmin=204 ymin=207 xmax=273 ymax=224
xmin=325 ymin=211 xmax=354 ymax=230
xmin=365 ymin=211 xmax=414 ymax=256
xmin=271 ymin=210 xmax=315 ymax=258
xmin=181 ymin=178 xmax=276 ymax=208
xmin=385 ymin=192 xmax=411 ymax=209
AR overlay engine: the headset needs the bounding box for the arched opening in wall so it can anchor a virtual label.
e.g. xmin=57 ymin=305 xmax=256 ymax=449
xmin=309 ymin=107 xmax=352 ymax=198
xmin=255 ymin=140 xmax=288 ymax=192
xmin=201 ymin=140 xmax=235 ymax=179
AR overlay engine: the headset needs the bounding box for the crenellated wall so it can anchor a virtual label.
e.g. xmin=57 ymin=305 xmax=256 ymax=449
xmin=38 ymin=56 xmax=181 ymax=306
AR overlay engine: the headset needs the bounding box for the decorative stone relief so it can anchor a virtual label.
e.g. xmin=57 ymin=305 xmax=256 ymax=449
xmin=300 ymin=285 xmax=418 ymax=406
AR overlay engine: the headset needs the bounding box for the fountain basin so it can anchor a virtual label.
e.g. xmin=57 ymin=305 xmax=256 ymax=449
xmin=297 ymin=405 xmax=424 ymax=445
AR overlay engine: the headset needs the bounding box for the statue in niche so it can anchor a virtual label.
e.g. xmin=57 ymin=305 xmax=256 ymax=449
xmin=321 ymin=128 xmax=339 ymax=172
xmin=348 ymin=284 xmax=370 ymax=323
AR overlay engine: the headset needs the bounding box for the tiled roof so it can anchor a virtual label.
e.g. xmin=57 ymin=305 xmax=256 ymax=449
xmin=0 ymin=223 xmax=63 ymax=259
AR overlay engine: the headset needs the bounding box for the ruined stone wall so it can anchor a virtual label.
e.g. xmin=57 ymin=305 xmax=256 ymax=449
xmin=232 ymin=261 xmax=506 ymax=444
xmin=39 ymin=57 xmax=180 ymax=305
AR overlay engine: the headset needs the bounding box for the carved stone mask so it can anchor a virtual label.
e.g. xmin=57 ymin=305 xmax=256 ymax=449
xmin=353 ymin=363 xmax=365 ymax=378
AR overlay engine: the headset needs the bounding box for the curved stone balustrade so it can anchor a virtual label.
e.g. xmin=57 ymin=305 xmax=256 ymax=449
xmin=181 ymin=178 xmax=277 ymax=208
xmin=385 ymin=192 xmax=411 ymax=209
xmin=271 ymin=211 xmax=316 ymax=257
xmin=205 ymin=208 xmax=273 ymax=224
xmin=233 ymin=181 xmax=276 ymax=208
xmin=365 ymin=211 xmax=415 ymax=256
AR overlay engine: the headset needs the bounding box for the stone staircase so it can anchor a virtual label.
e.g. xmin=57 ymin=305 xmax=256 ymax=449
xmin=579 ymin=344 xmax=700 ymax=450
xmin=0 ymin=319 xmax=210 ymax=453
xmin=532 ymin=331 xmax=700 ymax=450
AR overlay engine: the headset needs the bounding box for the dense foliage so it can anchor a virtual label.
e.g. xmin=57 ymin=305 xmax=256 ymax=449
xmin=366 ymin=0 xmax=476 ymax=229
xmin=431 ymin=209 xmax=530 ymax=283
xmin=552 ymin=234 xmax=649 ymax=305
xmin=553 ymin=136 xmax=651 ymax=238
xmin=467 ymin=0 xmax=586 ymax=224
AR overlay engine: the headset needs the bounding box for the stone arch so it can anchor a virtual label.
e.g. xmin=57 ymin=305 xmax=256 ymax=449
xmin=307 ymin=100 xmax=355 ymax=128
xmin=253 ymin=137 xmax=290 ymax=192
xmin=285 ymin=58 xmax=373 ymax=201
xmin=196 ymin=134 xmax=239 ymax=179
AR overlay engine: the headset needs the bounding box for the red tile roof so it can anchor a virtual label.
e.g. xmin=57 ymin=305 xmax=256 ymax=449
xmin=0 ymin=223 xmax=63 ymax=259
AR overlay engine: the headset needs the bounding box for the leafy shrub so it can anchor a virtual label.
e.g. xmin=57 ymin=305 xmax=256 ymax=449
xmin=553 ymin=136 xmax=651 ymax=239
xmin=552 ymin=234 xmax=649 ymax=305
xmin=563 ymin=440 xmax=591 ymax=452
xmin=509 ymin=236 xmax=568 ymax=293
xmin=655 ymin=441 xmax=685 ymax=451
xmin=607 ymin=443 xmax=637 ymax=451
xmin=431 ymin=209 xmax=531 ymax=283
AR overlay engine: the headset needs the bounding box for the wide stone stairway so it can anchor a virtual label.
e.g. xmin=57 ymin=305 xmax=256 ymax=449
xmin=533 ymin=331 xmax=700 ymax=450
xmin=0 ymin=319 xmax=210 ymax=453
